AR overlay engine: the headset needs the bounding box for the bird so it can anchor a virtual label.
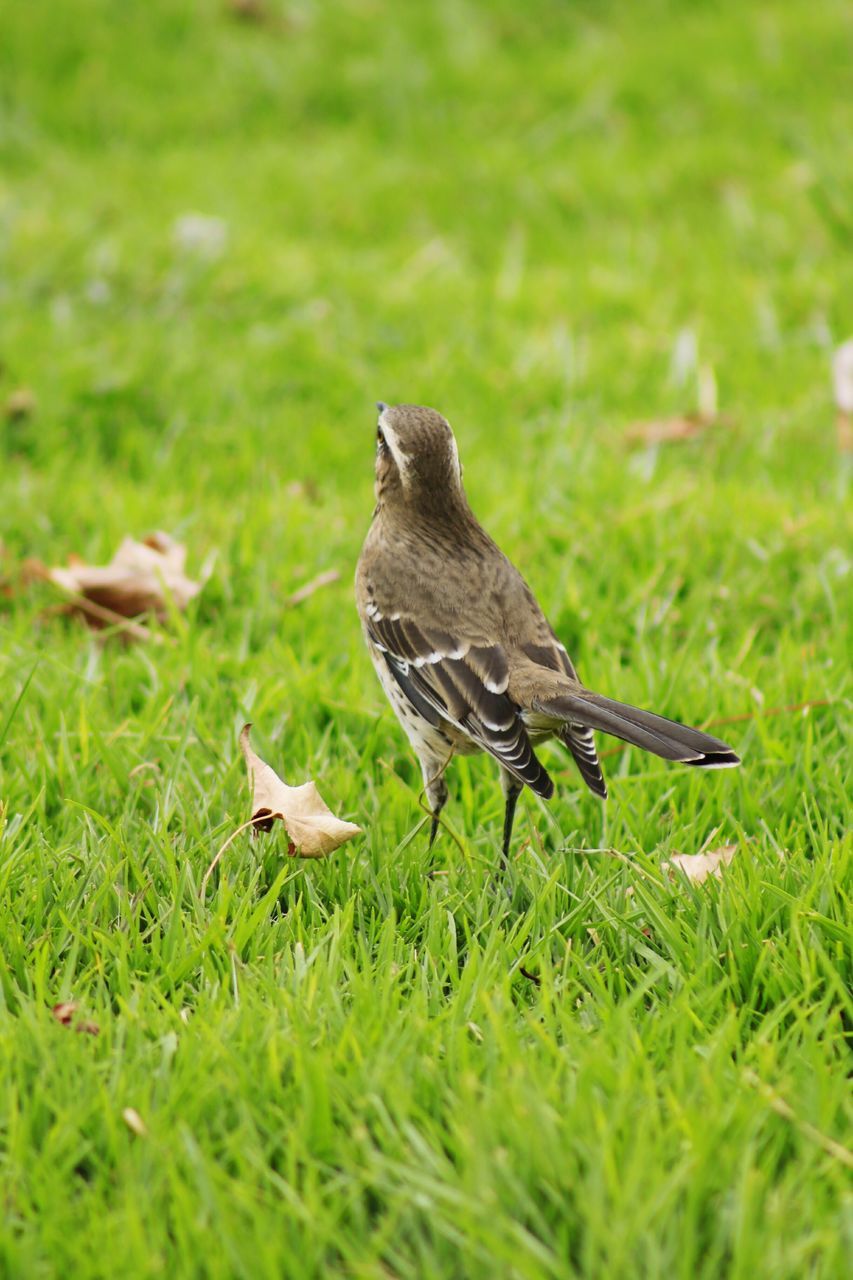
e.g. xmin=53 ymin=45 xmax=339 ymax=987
xmin=355 ymin=403 xmax=740 ymax=864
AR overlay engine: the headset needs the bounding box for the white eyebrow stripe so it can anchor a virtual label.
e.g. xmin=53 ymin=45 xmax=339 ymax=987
xmin=378 ymin=411 xmax=410 ymax=473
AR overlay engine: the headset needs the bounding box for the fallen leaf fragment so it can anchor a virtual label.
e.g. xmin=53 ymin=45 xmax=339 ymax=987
xmin=51 ymin=1002 xmax=100 ymax=1035
xmin=39 ymin=532 xmax=201 ymax=634
xmin=239 ymin=724 xmax=361 ymax=855
xmin=624 ymin=412 xmax=729 ymax=447
xmin=122 ymin=1107 xmax=147 ymax=1137
xmin=284 ymin=568 xmax=340 ymax=607
xmin=663 ymin=844 xmax=737 ymax=885
xmin=200 ymin=725 xmax=361 ymax=895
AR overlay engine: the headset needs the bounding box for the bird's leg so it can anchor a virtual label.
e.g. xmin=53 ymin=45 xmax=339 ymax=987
xmin=421 ymin=754 xmax=449 ymax=849
xmin=500 ymin=770 xmax=523 ymax=875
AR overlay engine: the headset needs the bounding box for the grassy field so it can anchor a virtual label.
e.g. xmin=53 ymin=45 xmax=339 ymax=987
xmin=1 ymin=0 xmax=851 ymax=1275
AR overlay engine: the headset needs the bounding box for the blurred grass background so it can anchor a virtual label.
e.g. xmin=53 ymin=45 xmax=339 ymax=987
xmin=1 ymin=1 xmax=851 ymax=1277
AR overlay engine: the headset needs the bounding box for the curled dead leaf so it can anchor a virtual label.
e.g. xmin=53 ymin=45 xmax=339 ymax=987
xmin=239 ymin=724 xmax=361 ymax=855
xmin=200 ymin=725 xmax=361 ymax=894
xmin=663 ymin=844 xmax=737 ymax=885
xmin=40 ymin=532 xmax=201 ymax=635
xmin=51 ymin=1001 xmax=100 ymax=1035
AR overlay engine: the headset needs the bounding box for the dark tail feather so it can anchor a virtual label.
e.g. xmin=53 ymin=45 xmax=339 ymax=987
xmin=539 ymin=691 xmax=740 ymax=769
xmin=559 ymin=725 xmax=608 ymax=798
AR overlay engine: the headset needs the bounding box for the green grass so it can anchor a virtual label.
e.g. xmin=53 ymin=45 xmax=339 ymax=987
xmin=1 ymin=0 xmax=851 ymax=1275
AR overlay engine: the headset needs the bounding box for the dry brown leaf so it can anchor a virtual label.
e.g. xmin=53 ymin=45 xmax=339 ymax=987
xmin=284 ymin=568 xmax=340 ymax=607
xmin=51 ymin=1001 xmax=100 ymax=1035
xmin=624 ymin=412 xmax=728 ymax=447
xmin=239 ymin=724 xmax=361 ymax=855
xmin=41 ymin=532 xmax=201 ymax=631
xmin=121 ymin=1107 xmax=147 ymax=1137
xmin=200 ymin=725 xmax=361 ymax=895
xmin=663 ymin=844 xmax=737 ymax=885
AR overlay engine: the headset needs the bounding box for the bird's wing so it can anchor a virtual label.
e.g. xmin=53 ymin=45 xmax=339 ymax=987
xmin=364 ymin=606 xmax=553 ymax=798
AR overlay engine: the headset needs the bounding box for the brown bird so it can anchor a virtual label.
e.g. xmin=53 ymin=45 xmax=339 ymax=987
xmin=356 ymin=403 xmax=740 ymax=862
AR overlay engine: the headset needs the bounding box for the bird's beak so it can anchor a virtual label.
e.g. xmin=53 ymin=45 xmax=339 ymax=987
xmin=376 ymin=401 xmax=388 ymax=414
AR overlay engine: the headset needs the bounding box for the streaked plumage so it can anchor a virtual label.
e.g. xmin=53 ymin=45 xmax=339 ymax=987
xmin=356 ymin=403 xmax=740 ymax=859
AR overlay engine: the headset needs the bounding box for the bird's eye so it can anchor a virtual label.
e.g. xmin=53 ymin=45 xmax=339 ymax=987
xmin=377 ymin=428 xmax=387 ymax=453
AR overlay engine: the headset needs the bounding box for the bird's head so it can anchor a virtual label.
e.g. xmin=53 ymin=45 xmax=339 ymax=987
xmin=373 ymin=402 xmax=464 ymax=513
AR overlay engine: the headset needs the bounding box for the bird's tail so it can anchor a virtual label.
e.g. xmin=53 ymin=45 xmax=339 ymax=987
xmin=536 ymin=690 xmax=740 ymax=769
